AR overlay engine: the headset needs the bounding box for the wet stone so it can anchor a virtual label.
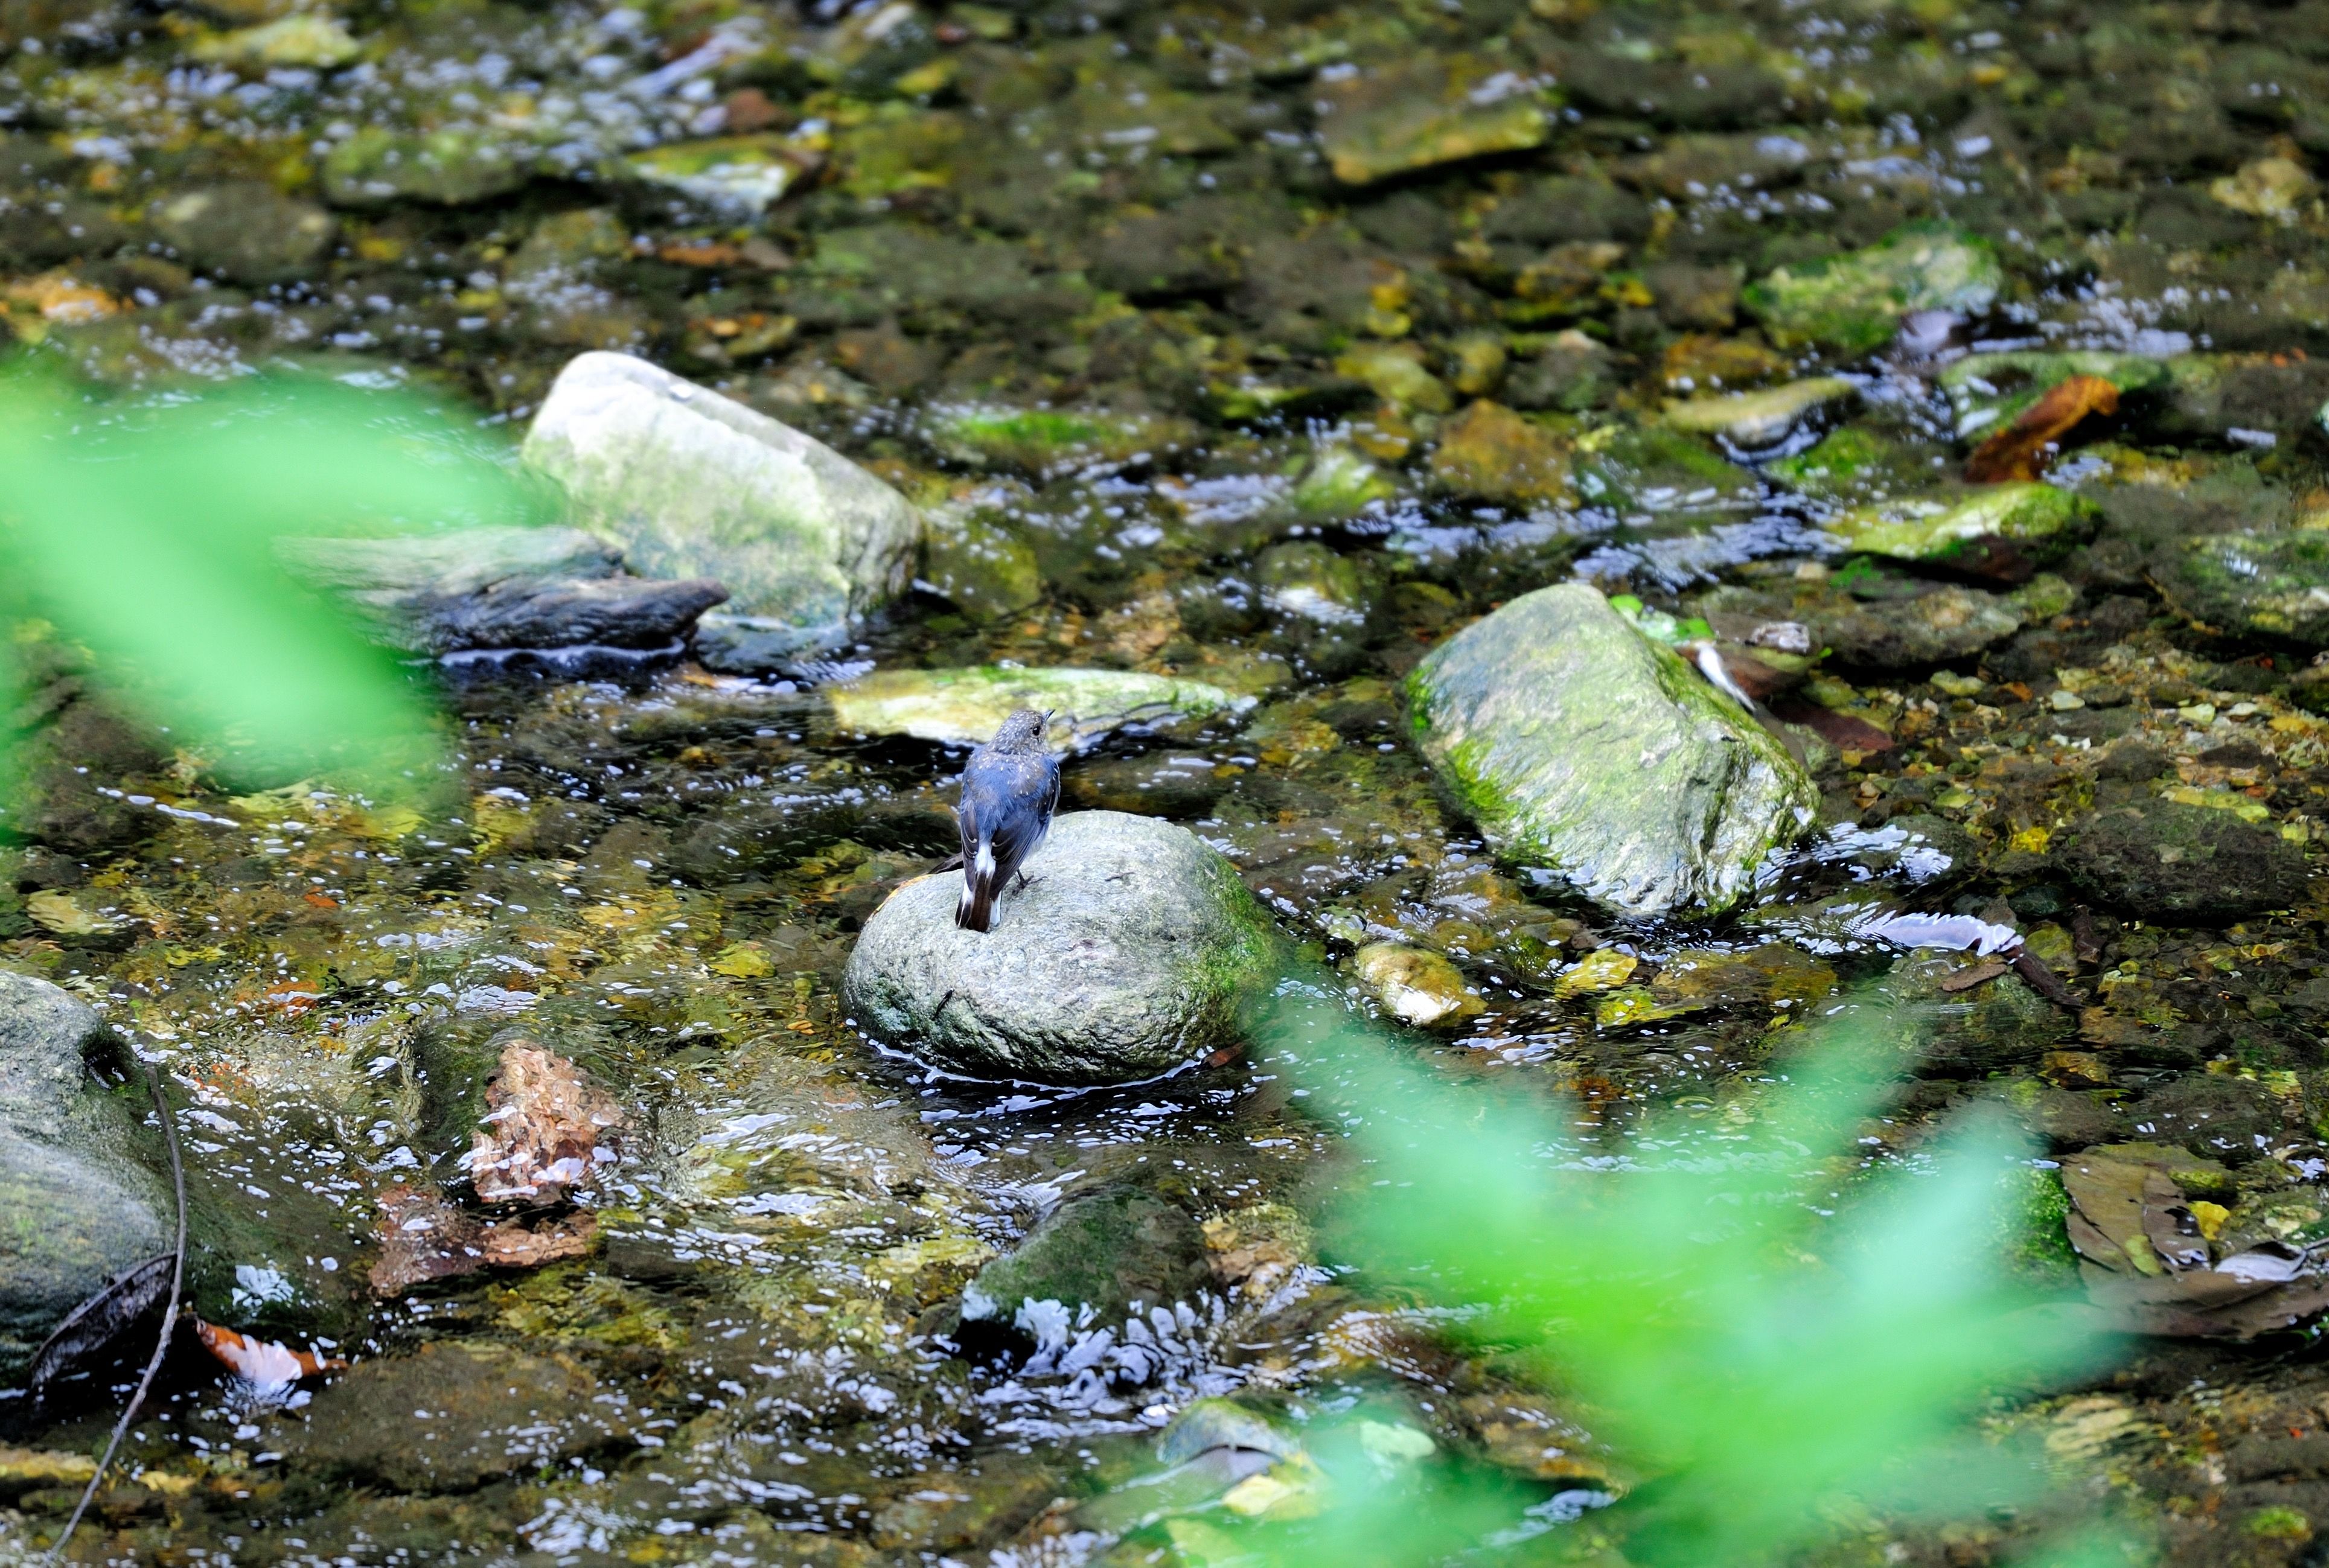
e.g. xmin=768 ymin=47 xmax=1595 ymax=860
xmin=320 ymin=127 xmax=529 ymax=208
xmin=0 ymin=971 xmax=167 ymax=1381
xmin=2055 ymin=801 xmax=2311 ymax=923
xmin=1429 ymin=400 xmax=1573 ymax=510
xmin=844 ymin=811 xmax=1280 ymax=1084
xmin=1406 ymin=583 xmax=1815 ymax=919
xmin=826 ymin=666 xmax=1241 ymax=750
xmin=1826 ymin=484 xmax=2100 ymax=577
xmin=2156 ymin=531 xmax=2329 ymax=648
xmin=282 ymin=1340 xmax=636 ymax=1491
xmin=921 ymin=505 xmax=1042 ymax=625
xmin=959 ymin=1187 xmax=1210 ymax=1340
xmin=1317 ymin=53 xmax=1549 ymax=186
xmin=1810 ymin=583 xmax=2024 ymax=671
xmin=1349 ymin=943 xmax=1483 ymax=1029
xmin=1662 ymin=377 xmax=1856 ymax=448
xmin=522 ymin=351 xmax=921 ymax=661
xmin=1742 ymin=223 xmax=2002 ymax=355
xmin=148 ymin=182 xmax=334 ymax=286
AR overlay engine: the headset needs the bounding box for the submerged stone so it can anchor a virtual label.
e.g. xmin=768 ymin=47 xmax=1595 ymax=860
xmin=921 ymin=506 xmax=1043 ymax=623
xmin=522 ymin=351 xmax=920 ymax=660
xmin=2156 ymin=531 xmax=2329 ymax=647
xmin=1317 ymin=53 xmax=1548 ymax=186
xmin=960 ymin=1187 xmax=1210 ymax=1335
xmin=1826 ymin=483 xmax=2098 ymax=574
xmin=1810 ymin=584 xmax=2025 ymax=669
xmin=1256 ymin=541 xmax=1370 ymax=626
xmin=187 ymin=12 xmax=358 ymax=68
xmin=1349 ymin=943 xmax=1482 ymax=1028
xmin=1661 ymin=377 xmax=1856 ymax=447
xmin=1429 ymin=400 xmax=1573 ymax=509
xmin=1571 ymin=422 xmax=1760 ymax=514
xmin=1743 ymin=223 xmax=2002 ymax=355
xmin=0 ymin=971 xmax=167 ymax=1381
xmin=844 ymin=811 xmax=1280 ymax=1084
xmin=321 ymin=127 xmax=529 ymax=208
xmin=149 ymin=182 xmax=335 ymax=285
xmin=1406 ymin=583 xmax=1815 ymax=919
xmin=922 ymin=404 xmax=1195 ymax=476
xmin=2056 ymin=801 xmax=2310 ymax=922
xmin=279 ymin=526 xmax=727 ymax=654
xmin=623 ymin=134 xmax=816 ymax=215
xmin=826 ymin=666 xmax=1242 ymax=750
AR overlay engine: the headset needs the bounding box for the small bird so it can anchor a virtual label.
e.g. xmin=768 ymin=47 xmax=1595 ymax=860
xmin=954 ymin=707 xmax=1061 ymax=933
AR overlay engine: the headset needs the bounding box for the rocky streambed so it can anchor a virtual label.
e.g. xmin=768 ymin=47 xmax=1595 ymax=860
xmin=13 ymin=0 xmax=2329 ymax=1561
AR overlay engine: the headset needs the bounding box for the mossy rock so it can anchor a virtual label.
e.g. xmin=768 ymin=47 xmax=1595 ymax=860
xmin=2156 ymin=530 xmax=2329 ymax=647
xmin=1826 ymin=483 xmax=2098 ymax=575
xmin=1405 ymin=583 xmax=1815 ymax=919
xmin=1743 ymin=222 xmax=2002 ymax=355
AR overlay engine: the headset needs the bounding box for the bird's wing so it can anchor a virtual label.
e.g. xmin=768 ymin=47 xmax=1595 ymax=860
xmin=982 ymin=760 xmax=1054 ymax=879
xmin=954 ymin=785 xmax=979 ymax=864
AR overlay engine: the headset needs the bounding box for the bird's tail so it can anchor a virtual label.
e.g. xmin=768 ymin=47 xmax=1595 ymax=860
xmin=955 ymin=843 xmax=999 ymax=932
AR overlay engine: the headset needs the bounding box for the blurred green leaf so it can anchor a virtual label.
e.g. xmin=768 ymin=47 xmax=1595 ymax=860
xmin=1230 ymin=976 xmax=2119 ymax=1566
xmin=0 ymin=358 xmax=545 ymax=779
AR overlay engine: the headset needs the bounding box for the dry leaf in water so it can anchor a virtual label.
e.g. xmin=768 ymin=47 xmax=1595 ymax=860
xmin=465 ymin=1039 xmax=622 ymax=1203
xmin=368 ymin=1182 xmax=600 ymax=1296
xmin=1964 ymin=375 xmax=2119 ymax=482
xmin=193 ymin=1319 xmax=345 ymax=1383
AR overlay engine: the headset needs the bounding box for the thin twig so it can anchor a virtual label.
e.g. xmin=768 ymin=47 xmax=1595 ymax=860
xmin=49 ymin=1057 xmax=186 ymax=1563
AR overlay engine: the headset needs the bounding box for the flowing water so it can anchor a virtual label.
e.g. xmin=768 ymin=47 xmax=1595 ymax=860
xmin=10 ymin=0 xmax=2329 ymax=1562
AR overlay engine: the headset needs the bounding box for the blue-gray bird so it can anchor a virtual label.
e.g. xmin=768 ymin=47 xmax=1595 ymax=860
xmin=954 ymin=707 xmax=1060 ymax=933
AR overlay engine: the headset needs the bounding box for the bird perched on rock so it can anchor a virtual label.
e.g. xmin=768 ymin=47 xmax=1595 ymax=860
xmin=954 ymin=707 xmax=1060 ymax=932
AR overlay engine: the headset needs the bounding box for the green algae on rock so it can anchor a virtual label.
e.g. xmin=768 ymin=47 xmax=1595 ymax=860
xmin=1316 ymin=53 xmax=1550 ymax=186
xmin=1662 ymin=377 xmax=1858 ymax=448
xmin=922 ymin=404 xmax=1196 ymax=476
xmin=522 ymin=351 xmax=920 ymax=661
xmin=1826 ymin=483 xmax=2098 ymax=573
xmin=843 ymin=812 xmax=1279 ymax=1083
xmin=2156 ymin=531 xmax=2329 ymax=646
xmin=826 ymin=665 xmax=1243 ymax=750
xmin=1405 ymin=584 xmax=1815 ymax=919
xmin=1743 ymin=222 xmax=2003 ymax=354
xmin=149 ymin=182 xmax=335 ymax=285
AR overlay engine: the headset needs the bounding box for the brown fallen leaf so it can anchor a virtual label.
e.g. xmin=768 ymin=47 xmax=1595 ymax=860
xmin=477 ymin=1211 xmax=598 ymax=1270
xmin=368 ymin=1182 xmax=603 ymax=1296
xmin=1937 ymin=957 xmax=2010 ymax=993
xmin=1965 ymin=374 xmax=2120 ymax=482
xmin=369 ymin=1183 xmax=487 ymax=1295
xmin=193 ymin=1319 xmax=345 ymax=1383
xmin=466 ymin=1038 xmax=622 ymax=1204
xmin=1767 ymin=700 xmax=1896 ymax=755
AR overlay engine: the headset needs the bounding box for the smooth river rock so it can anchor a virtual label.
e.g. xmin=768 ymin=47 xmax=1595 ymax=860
xmin=828 ymin=666 xmax=1245 ymax=751
xmin=1405 ymin=583 xmax=1816 ymax=919
xmin=844 ymin=811 xmax=1280 ymax=1084
xmin=520 ymin=351 xmax=922 ymax=663
xmin=280 ymin=526 xmax=730 ymax=655
xmin=0 ymin=970 xmax=168 ymax=1380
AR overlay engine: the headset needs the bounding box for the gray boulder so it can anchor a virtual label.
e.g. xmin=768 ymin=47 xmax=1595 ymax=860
xmin=279 ymin=526 xmax=729 ymax=655
xmin=960 ymin=1188 xmax=1210 ymax=1339
xmin=0 ymin=971 xmax=168 ymax=1381
xmin=1406 ymin=582 xmax=1816 ymax=919
xmin=520 ymin=352 xmax=922 ymax=663
xmin=844 ymin=811 xmax=1280 ymax=1084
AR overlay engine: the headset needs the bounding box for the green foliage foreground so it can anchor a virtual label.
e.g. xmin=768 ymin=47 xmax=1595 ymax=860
xmin=0 ymin=358 xmax=539 ymax=783
xmin=1235 ymin=977 xmax=2128 ymax=1566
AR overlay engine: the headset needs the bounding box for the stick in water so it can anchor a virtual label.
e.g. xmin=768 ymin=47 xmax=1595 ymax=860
xmin=49 ymin=1057 xmax=187 ymax=1563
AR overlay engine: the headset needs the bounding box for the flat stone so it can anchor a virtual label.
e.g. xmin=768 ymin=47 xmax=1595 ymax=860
xmin=1662 ymin=377 xmax=1858 ymax=447
xmin=961 ymin=1188 xmax=1211 ymax=1333
xmin=1405 ymin=583 xmax=1815 ymax=919
xmin=1826 ymin=483 xmax=2098 ymax=575
xmin=149 ymin=182 xmax=335 ymax=285
xmin=521 ymin=351 xmax=921 ymax=660
xmin=1317 ymin=53 xmax=1548 ymax=186
xmin=1429 ymin=400 xmax=1573 ymax=509
xmin=1743 ymin=221 xmax=2002 ymax=355
xmin=826 ymin=666 xmax=1242 ymax=751
xmin=1349 ymin=943 xmax=1482 ymax=1028
xmin=1810 ymin=584 xmax=2024 ymax=669
xmin=321 ymin=127 xmax=529 ymax=208
xmin=844 ymin=812 xmax=1280 ymax=1084
xmin=623 ymin=133 xmax=817 ymax=216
